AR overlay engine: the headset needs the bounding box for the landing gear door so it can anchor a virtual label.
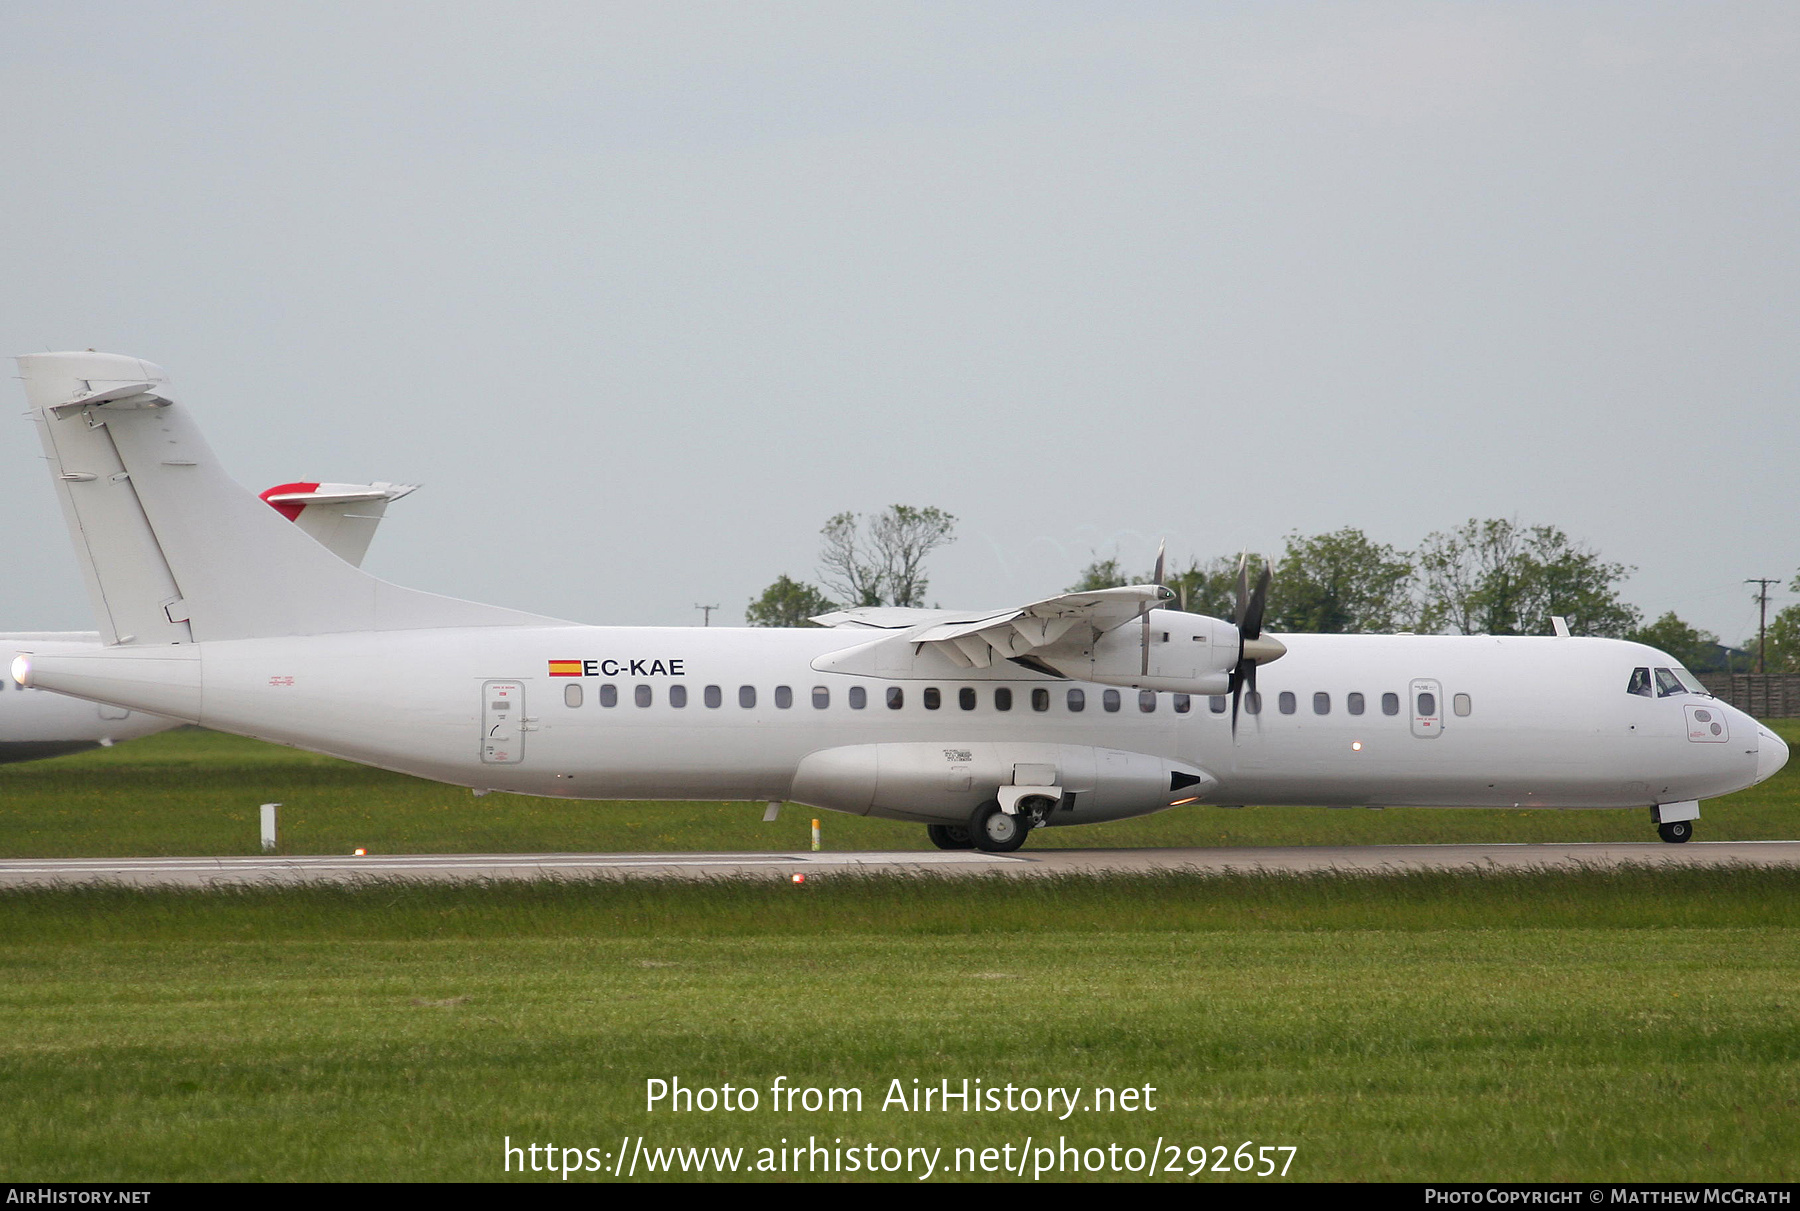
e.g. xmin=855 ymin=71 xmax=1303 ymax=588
xmin=482 ymin=680 xmax=524 ymax=764
xmin=1410 ymin=678 xmax=1443 ymax=739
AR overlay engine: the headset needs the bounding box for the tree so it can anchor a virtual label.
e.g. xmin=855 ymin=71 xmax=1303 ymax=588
xmin=1067 ymin=557 xmax=1129 ymax=592
xmin=1751 ymin=604 xmax=1800 ymax=674
xmin=1067 ymin=553 xmax=1265 ymax=620
xmin=1269 ymin=528 xmax=1415 ymax=634
xmin=745 ymin=575 xmax=835 ymax=627
xmin=1417 ymin=518 xmax=1639 ymax=638
xmin=1628 ymin=612 xmax=1719 ymax=671
xmin=818 ymin=505 xmax=956 ymax=608
xmin=1165 ymin=555 xmax=1262 ymax=620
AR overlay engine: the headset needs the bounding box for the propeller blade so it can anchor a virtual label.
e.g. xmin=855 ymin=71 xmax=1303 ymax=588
xmin=1234 ymin=552 xmax=1249 ymax=626
xmin=1243 ymin=562 xmax=1271 ymax=639
xmin=1141 ymin=539 xmax=1168 ymax=677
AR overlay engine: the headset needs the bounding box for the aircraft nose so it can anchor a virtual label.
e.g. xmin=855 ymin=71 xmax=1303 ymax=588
xmin=1756 ymin=725 xmax=1789 ymax=784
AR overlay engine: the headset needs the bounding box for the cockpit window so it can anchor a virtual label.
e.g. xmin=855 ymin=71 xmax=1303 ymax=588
xmin=1674 ymin=668 xmax=1709 ymax=695
xmin=1654 ymin=667 xmax=1687 ymax=698
xmin=1627 ymin=667 xmax=1652 ymax=697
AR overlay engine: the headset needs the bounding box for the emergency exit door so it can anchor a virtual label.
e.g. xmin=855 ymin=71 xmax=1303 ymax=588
xmin=1409 ymin=678 xmax=1443 ymax=739
xmin=482 ymin=681 xmax=525 ymax=764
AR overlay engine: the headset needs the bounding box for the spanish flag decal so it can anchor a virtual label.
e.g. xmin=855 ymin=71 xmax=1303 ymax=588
xmin=548 ymin=660 xmax=583 ymax=677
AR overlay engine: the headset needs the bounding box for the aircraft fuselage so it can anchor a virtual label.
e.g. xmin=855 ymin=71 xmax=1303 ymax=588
xmin=19 ymin=624 xmax=1780 ymax=825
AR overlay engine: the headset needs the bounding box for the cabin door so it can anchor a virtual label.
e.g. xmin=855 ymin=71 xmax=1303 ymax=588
xmin=481 ymin=680 xmax=525 ymax=764
xmin=1409 ymin=678 xmax=1443 ymax=739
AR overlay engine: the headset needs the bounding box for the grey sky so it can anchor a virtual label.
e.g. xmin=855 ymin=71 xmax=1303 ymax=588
xmin=2 ymin=2 xmax=1795 ymax=642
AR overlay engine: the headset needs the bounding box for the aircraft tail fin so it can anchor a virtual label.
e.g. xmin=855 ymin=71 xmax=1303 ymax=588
xmin=19 ymin=352 xmax=563 ymax=644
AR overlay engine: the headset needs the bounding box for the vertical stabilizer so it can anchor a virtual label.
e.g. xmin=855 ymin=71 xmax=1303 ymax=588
xmin=19 ymin=352 xmax=564 ymax=643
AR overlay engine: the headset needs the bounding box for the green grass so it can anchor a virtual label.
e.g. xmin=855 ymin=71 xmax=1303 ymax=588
xmin=2 ymin=720 xmax=1799 ymax=858
xmin=2 ymin=871 xmax=1798 ymax=1182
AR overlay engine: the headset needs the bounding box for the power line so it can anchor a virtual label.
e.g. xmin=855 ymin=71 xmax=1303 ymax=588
xmin=1746 ymin=578 xmax=1780 ymax=673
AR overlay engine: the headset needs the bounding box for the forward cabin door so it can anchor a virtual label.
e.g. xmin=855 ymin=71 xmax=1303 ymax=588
xmin=1409 ymin=678 xmax=1443 ymax=739
xmin=482 ymin=680 xmax=525 ymax=764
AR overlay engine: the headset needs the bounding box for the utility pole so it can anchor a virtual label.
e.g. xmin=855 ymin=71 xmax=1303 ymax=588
xmin=695 ymin=603 xmax=719 ymax=627
xmin=1747 ymin=579 xmax=1779 ymax=673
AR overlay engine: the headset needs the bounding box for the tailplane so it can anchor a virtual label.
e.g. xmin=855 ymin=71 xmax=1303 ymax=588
xmin=19 ymin=352 xmax=563 ymax=644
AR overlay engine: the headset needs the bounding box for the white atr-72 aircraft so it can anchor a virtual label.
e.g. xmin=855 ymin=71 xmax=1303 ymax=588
xmin=10 ymin=352 xmax=1788 ymax=849
xmin=1 ymin=479 xmax=414 ymax=763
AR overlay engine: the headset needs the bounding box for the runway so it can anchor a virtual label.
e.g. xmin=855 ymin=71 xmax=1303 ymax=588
xmin=2 ymin=840 xmax=1798 ymax=887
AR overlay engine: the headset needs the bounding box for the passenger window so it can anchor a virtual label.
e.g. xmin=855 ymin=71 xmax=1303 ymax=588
xmin=1381 ymin=692 xmax=1399 ymax=716
xmin=1313 ymin=692 xmax=1330 ymax=715
xmin=600 ymin=683 xmax=618 ymax=708
xmin=1067 ymin=688 xmax=1085 ymax=712
xmin=635 ymin=685 xmax=652 ymax=708
xmin=563 ymin=684 xmax=583 ymax=708
xmin=1244 ymin=691 xmax=1262 ymax=715
xmin=1417 ymin=691 xmax=1437 ymax=717
xmin=1174 ymin=694 xmax=1191 ymax=714
xmin=1347 ymin=692 xmax=1364 ymax=716
xmin=1103 ymin=689 xmax=1121 ymax=713
xmin=1279 ymin=691 xmax=1296 ymax=715
xmin=668 ymin=685 xmax=687 ymax=708
xmin=1032 ymin=688 xmax=1050 ymax=712
xmin=849 ymin=686 xmax=867 ymax=710
xmin=887 ymin=686 xmax=904 ymax=710
xmin=1627 ymin=667 xmax=1653 ymax=697
xmin=704 ymin=684 xmax=722 ymax=709
xmin=1654 ymin=668 xmax=1687 ymax=698
xmin=959 ymin=687 xmax=977 ymax=710
xmin=1453 ymin=692 xmax=1472 ymax=717
xmin=1139 ymin=690 xmax=1156 ymax=713
xmin=924 ymin=687 xmax=942 ymax=710
xmin=739 ymin=685 xmax=756 ymax=708
xmin=774 ymin=685 xmax=793 ymax=709
xmin=1209 ymin=696 xmax=1227 ymax=714
xmin=812 ymin=686 xmax=830 ymax=709
xmin=995 ymin=688 xmax=1013 ymax=712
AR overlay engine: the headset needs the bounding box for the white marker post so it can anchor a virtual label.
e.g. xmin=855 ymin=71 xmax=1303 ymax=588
xmin=811 ymin=818 xmax=821 ymax=852
xmin=259 ymin=803 xmax=280 ymax=852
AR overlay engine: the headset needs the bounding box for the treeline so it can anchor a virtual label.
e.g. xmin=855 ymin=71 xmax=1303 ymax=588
xmin=1071 ymin=521 xmax=1757 ymax=674
xmin=747 ymin=510 xmax=1787 ymax=675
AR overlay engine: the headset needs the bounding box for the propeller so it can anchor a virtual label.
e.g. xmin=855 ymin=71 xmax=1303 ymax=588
xmin=1229 ymin=553 xmax=1283 ymax=737
xmin=1141 ymin=540 xmax=1166 ymax=676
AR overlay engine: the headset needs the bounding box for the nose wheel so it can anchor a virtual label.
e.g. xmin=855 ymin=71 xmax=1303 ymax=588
xmin=1657 ymin=820 xmax=1693 ymax=843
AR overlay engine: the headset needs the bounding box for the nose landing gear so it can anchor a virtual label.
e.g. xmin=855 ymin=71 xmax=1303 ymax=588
xmin=1652 ymin=800 xmax=1699 ymax=843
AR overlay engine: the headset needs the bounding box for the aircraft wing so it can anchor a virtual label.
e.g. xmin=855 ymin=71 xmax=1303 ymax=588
xmin=818 ymin=585 xmax=1171 ymax=670
xmin=809 ymin=606 xmax=971 ymax=630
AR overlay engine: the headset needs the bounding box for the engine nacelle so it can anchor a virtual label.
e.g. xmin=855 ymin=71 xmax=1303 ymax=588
xmin=789 ymin=741 xmax=1216 ymax=825
xmin=1036 ymin=609 xmax=1238 ymax=694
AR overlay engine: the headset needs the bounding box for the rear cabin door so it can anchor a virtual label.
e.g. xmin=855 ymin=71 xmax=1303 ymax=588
xmin=482 ymin=681 xmax=525 ymax=764
xmin=1409 ymin=678 xmax=1443 ymax=739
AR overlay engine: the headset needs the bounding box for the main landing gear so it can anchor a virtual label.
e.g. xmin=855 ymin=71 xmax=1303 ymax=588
xmin=1657 ymin=820 xmax=1693 ymax=844
xmin=929 ymin=798 xmax=1055 ymax=853
xmin=927 ymin=823 xmax=975 ymax=851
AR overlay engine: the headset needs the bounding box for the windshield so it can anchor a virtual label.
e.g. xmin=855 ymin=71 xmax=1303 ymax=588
xmin=1654 ymin=668 xmax=1686 ymax=697
xmin=1673 ymin=667 xmax=1709 ymax=695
